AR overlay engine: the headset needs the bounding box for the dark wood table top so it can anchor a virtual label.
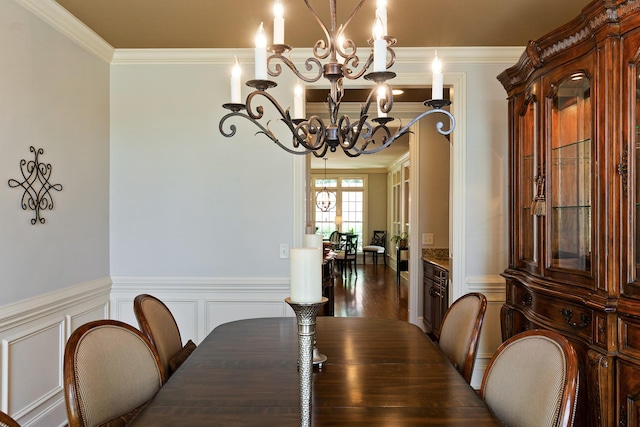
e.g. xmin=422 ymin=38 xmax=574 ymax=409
xmin=130 ymin=317 xmax=502 ymax=426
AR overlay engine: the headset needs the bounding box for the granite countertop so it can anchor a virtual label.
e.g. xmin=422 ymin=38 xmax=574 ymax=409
xmin=422 ymin=248 xmax=450 ymax=271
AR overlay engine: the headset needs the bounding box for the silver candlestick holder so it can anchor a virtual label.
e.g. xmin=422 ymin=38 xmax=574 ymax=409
xmin=285 ymin=297 xmax=327 ymax=427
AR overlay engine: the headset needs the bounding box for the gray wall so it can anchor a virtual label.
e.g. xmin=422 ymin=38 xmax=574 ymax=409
xmin=0 ymin=0 xmax=111 ymax=306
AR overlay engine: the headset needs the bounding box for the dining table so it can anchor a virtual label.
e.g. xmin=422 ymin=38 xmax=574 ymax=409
xmin=129 ymin=316 xmax=503 ymax=426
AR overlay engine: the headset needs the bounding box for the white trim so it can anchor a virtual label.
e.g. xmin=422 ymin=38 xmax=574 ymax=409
xmin=111 ymin=276 xmax=289 ymax=289
xmin=0 ymin=277 xmax=111 ymax=331
xmin=111 ymin=48 xmax=255 ymax=65
xmin=394 ymin=46 xmax=525 ymax=64
xmin=109 ymin=46 xmax=525 ymax=66
xmin=293 ymin=155 xmax=307 ymax=245
xmin=448 ymin=72 xmax=467 ymax=304
xmin=14 ymin=0 xmax=114 ymax=63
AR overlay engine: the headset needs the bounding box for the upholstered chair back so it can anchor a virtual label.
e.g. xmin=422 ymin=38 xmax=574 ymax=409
xmin=480 ymin=330 xmax=579 ymax=427
xmin=64 ymin=320 xmax=164 ymax=427
xmin=134 ymin=294 xmax=183 ymax=376
xmin=437 ymin=292 xmax=487 ymax=384
xmin=0 ymin=410 xmax=20 ymax=427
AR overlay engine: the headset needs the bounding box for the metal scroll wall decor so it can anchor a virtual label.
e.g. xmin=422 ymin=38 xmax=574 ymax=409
xmin=8 ymin=146 xmax=63 ymax=225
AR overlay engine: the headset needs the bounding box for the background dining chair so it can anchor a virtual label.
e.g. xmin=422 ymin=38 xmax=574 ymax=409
xmin=436 ymin=292 xmax=487 ymax=384
xmin=362 ymin=230 xmax=386 ymax=266
xmin=134 ymin=294 xmax=196 ymax=380
xmin=480 ymin=329 xmax=579 ymax=427
xmin=0 ymin=411 xmax=20 ymax=427
xmin=63 ymin=319 xmax=164 ymax=427
xmin=334 ymin=233 xmax=358 ymax=277
xmin=328 ymin=230 xmax=341 ymax=250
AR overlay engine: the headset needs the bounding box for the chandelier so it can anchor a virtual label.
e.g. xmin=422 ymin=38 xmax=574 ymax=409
xmin=219 ymin=0 xmax=455 ymax=157
xmin=316 ymin=158 xmax=336 ymax=212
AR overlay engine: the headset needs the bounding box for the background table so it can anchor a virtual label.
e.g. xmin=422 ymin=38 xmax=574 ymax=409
xmin=130 ymin=317 xmax=501 ymax=426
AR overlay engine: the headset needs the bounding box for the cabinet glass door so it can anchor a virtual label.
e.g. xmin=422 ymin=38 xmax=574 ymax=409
xmin=550 ymin=73 xmax=592 ymax=272
xmin=518 ymin=94 xmax=538 ymax=268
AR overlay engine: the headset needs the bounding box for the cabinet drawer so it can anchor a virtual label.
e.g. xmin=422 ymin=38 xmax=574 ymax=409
xmin=508 ymin=282 xmax=593 ymax=341
xmin=619 ymin=316 xmax=640 ymax=361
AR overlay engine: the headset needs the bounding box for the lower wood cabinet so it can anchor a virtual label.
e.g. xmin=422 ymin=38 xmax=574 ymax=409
xmin=423 ymin=259 xmax=449 ymax=341
xmin=320 ymin=258 xmax=334 ymax=316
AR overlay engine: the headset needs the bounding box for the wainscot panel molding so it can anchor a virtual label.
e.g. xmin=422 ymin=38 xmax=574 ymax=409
xmin=110 ymin=276 xmax=294 ymax=345
xmin=0 ymin=278 xmax=111 ymax=427
xmin=459 ymin=275 xmax=506 ymax=389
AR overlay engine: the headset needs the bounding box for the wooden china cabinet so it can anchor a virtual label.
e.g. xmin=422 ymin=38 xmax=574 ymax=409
xmin=498 ymin=1 xmax=640 ymax=425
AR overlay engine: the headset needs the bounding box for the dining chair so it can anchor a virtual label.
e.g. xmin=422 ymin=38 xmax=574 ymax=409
xmin=134 ymin=294 xmax=196 ymax=380
xmin=362 ymin=230 xmax=386 ymax=266
xmin=63 ymin=319 xmax=164 ymax=427
xmin=480 ymin=329 xmax=579 ymax=427
xmin=334 ymin=233 xmax=358 ymax=277
xmin=0 ymin=411 xmax=20 ymax=427
xmin=436 ymin=292 xmax=487 ymax=384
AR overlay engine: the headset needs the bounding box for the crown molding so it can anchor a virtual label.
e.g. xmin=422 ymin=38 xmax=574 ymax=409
xmin=111 ymin=48 xmax=255 ymax=65
xmin=111 ymin=46 xmax=524 ymax=65
xmin=14 ymin=0 xmax=114 ymax=63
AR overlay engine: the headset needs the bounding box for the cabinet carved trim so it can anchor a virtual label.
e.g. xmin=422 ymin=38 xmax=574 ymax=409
xmin=587 ymin=350 xmax=611 ymax=427
xmin=617 ymin=145 xmax=628 ymax=193
xmin=520 ymin=291 xmax=532 ymax=307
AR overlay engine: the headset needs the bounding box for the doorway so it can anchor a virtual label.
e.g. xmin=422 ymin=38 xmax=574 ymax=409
xmin=300 ymin=78 xmax=464 ymax=327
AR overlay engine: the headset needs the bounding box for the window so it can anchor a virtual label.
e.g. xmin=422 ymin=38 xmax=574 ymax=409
xmin=312 ymin=175 xmax=366 ymax=250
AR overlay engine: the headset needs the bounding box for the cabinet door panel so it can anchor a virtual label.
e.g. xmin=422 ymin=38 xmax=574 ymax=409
xmin=542 ymin=56 xmax=595 ymax=287
xmin=550 ymin=74 xmax=592 ymax=272
xmin=515 ymin=90 xmax=540 ymax=273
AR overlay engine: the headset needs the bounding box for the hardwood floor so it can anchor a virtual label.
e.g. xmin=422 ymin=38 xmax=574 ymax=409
xmin=332 ymin=260 xmax=409 ymax=321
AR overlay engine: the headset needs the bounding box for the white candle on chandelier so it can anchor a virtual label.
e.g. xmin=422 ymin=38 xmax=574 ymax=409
xmin=294 ymin=83 xmax=304 ymax=118
xmin=255 ymin=22 xmax=268 ymax=80
xmin=273 ymin=1 xmax=285 ymax=44
xmin=373 ymin=19 xmax=386 ymax=72
xmin=431 ymin=51 xmax=444 ymax=100
xmin=231 ymin=57 xmax=242 ymax=104
xmin=376 ymin=0 xmax=387 ymax=36
xmin=290 ymin=247 xmax=322 ymax=303
xmin=377 ymin=86 xmax=387 ymax=118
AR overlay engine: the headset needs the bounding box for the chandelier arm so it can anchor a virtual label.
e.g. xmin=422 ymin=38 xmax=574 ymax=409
xmin=355 ymin=108 xmax=456 ymax=155
xmin=220 ymin=111 xmax=312 ymax=155
xmin=294 ymin=116 xmax=327 ymax=150
xmin=269 ymin=54 xmax=323 ymax=83
xmin=338 ymin=84 xmax=379 ymax=144
xmin=338 ymin=0 xmax=368 ymax=35
xmin=343 ymin=53 xmax=373 ymax=80
xmin=304 ymin=0 xmax=332 ymax=59
xmin=311 ymin=144 xmax=330 ymax=157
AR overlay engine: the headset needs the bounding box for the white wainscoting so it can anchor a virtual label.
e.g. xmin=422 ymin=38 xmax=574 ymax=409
xmin=0 ymin=278 xmax=111 ymax=427
xmin=110 ymin=276 xmax=294 ymax=345
xmin=465 ymin=274 xmax=506 ymax=389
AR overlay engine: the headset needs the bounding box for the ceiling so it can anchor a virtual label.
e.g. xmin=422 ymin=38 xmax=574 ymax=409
xmin=52 ymin=0 xmax=591 ymax=169
xmin=54 ymin=0 xmax=590 ymax=49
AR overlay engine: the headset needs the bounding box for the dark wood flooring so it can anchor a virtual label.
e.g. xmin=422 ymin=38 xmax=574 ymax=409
xmin=332 ymin=260 xmax=409 ymax=321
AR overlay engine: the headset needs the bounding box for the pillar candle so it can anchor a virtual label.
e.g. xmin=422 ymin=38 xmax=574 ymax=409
xmin=304 ymin=233 xmax=323 ymax=249
xmin=290 ymin=248 xmax=322 ymax=303
xmin=231 ymin=58 xmax=242 ymax=103
xmin=373 ymin=20 xmax=386 ymax=72
xmin=273 ymin=1 xmax=285 ymax=44
xmin=431 ymin=52 xmax=443 ymax=100
xmin=377 ymin=86 xmax=387 ymax=118
xmin=255 ymin=22 xmax=268 ymax=80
